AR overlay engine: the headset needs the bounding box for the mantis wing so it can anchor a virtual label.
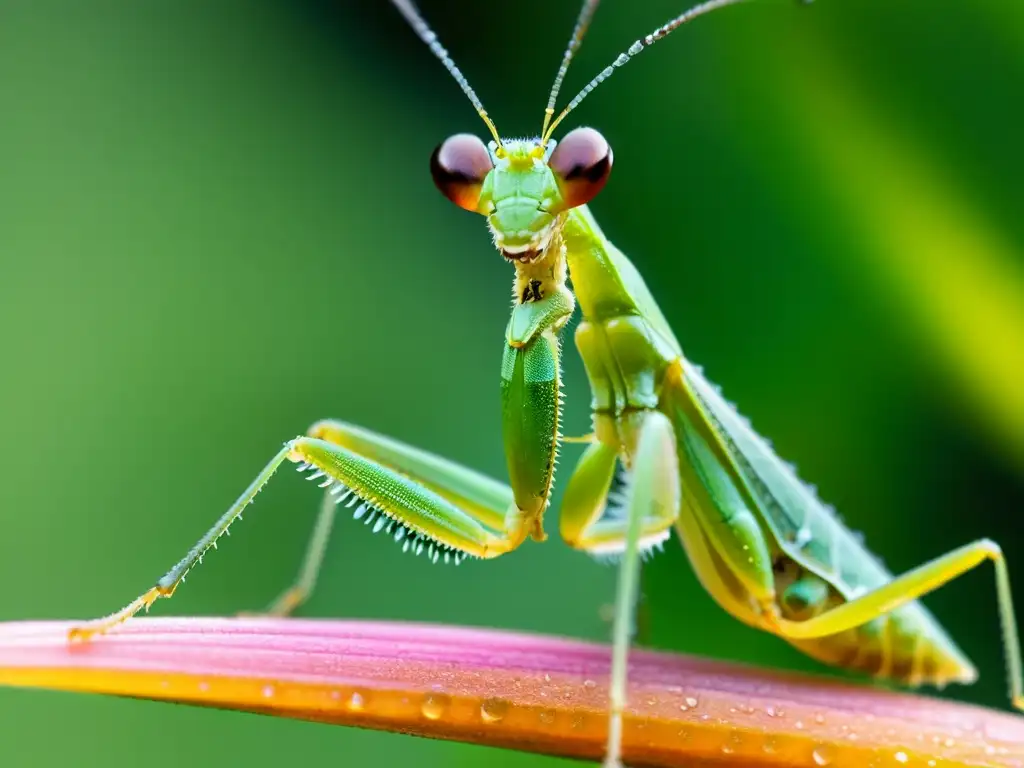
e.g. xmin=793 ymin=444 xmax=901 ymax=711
xmin=678 ymin=360 xmax=894 ymax=599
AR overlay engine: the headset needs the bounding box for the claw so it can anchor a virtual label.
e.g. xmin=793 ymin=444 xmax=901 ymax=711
xmin=67 ymin=587 xmax=163 ymax=642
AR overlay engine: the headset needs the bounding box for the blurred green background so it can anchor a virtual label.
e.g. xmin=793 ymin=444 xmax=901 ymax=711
xmin=1 ymin=0 xmax=1022 ymax=765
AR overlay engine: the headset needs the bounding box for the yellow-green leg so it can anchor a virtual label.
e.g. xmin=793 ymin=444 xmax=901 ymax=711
xmin=560 ymin=437 xmax=676 ymax=557
xmin=69 ymin=420 xmax=523 ymax=641
xmin=772 ymin=539 xmax=1024 ymax=709
xmin=559 ymin=411 xmax=680 ymax=767
xmin=260 ymin=488 xmax=340 ymax=617
xmin=68 ymin=442 xmax=297 ymax=640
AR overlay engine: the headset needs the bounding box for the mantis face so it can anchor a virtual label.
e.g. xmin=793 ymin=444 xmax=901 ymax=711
xmin=430 ymin=127 xmax=613 ymax=262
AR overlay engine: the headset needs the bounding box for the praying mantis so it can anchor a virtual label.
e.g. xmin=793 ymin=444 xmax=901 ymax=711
xmin=67 ymin=0 xmax=1024 ymax=765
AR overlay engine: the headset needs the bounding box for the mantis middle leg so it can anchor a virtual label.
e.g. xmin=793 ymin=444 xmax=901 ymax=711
xmin=68 ymin=419 xmax=527 ymax=640
xmin=560 ymin=410 xmax=681 ymax=768
xmin=260 ymin=419 xmax=518 ymax=616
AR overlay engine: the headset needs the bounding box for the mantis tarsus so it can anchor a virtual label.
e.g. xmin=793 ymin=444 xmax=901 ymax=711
xmin=70 ymin=0 xmax=1024 ymax=764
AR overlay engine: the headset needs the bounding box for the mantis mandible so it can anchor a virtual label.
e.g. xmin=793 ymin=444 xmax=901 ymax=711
xmin=70 ymin=0 xmax=1024 ymax=765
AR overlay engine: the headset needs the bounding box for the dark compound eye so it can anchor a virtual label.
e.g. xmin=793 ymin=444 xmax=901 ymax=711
xmin=548 ymin=127 xmax=613 ymax=210
xmin=430 ymin=133 xmax=494 ymax=212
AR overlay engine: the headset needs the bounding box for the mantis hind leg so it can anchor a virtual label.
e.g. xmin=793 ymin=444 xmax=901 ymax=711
xmin=559 ymin=411 xmax=680 ymax=767
xmin=772 ymin=539 xmax=1023 ymax=710
xmin=69 ymin=420 xmax=521 ymax=641
xmin=258 ymin=487 xmax=339 ymax=617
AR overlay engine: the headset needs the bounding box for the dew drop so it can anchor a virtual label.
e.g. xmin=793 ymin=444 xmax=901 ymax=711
xmin=538 ymin=709 xmax=557 ymax=726
xmin=685 ymin=696 xmax=698 ymax=709
xmin=813 ymin=712 xmax=826 ymax=725
xmin=583 ymin=679 xmax=597 ymax=689
xmin=721 ymin=730 xmax=743 ymax=754
xmin=762 ymin=735 xmax=779 ymax=754
xmin=421 ymin=693 xmax=450 ymax=721
xmin=894 ymin=752 xmax=909 ymax=764
xmin=348 ymin=691 xmax=366 ymax=712
xmin=812 ymin=744 xmax=833 ymax=765
xmin=261 ymin=685 xmax=275 ymax=699
xmin=480 ymin=698 xmax=508 ymax=724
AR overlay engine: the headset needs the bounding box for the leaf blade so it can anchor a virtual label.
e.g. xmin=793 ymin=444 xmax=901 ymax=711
xmin=2 ymin=618 xmax=1023 ymax=766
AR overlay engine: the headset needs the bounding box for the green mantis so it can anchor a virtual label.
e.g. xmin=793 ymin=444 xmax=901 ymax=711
xmin=69 ymin=0 xmax=1023 ymax=765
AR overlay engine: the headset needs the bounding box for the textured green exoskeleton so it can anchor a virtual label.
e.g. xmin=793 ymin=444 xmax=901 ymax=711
xmin=501 ymin=331 xmax=561 ymax=525
xmin=71 ymin=1 xmax=1023 ymax=766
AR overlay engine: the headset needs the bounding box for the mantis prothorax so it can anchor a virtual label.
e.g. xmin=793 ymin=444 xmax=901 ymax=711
xmin=70 ymin=1 xmax=1024 ymax=765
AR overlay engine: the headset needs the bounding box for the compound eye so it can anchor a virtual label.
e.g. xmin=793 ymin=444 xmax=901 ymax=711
xmin=548 ymin=127 xmax=613 ymax=209
xmin=430 ymin=133 xmax=494 ymax=212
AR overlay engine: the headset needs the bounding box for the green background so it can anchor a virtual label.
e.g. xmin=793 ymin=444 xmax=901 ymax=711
xmin=1 ymin=0 xmax=1022 ymax=765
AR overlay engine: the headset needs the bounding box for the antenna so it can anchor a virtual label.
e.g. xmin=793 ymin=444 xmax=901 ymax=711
xmin=541 ymin=0 xmax=602 ymax=140
xmin=542 ymin=0 xmax=750 ymax=144
xmin=390 ymin=0 xmax=503 ymax=149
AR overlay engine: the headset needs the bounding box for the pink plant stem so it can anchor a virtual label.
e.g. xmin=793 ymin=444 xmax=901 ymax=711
xmin=1 ymin=618 xmax=1022 ymax=767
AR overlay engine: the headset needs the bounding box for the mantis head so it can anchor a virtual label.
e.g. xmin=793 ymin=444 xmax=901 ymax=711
xmin=394 ymin=0 xmax=753 ymax=258
xmin=392 ymin=0 xmax=750 ymax=261
xmin=429 ymin=128 xmax=613 ymax=261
